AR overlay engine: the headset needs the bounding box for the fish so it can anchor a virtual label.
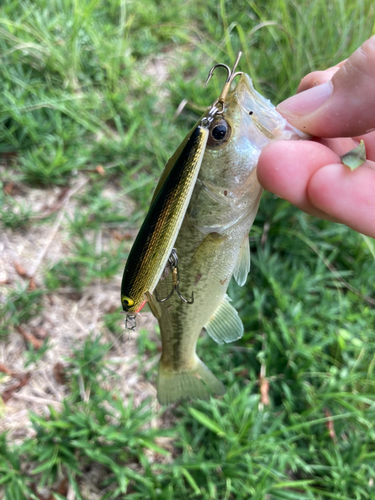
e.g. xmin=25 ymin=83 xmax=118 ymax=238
xmin=151 ymin=57 xmax=306 ymax=405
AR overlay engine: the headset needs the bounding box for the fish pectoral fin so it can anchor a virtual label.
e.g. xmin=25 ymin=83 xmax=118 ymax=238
xmin=189 ymin=232 xmax=227 ymax=268
xmin=157 ymin=356 xmax=226 ymax=405
xmin=233 ymin=234 xmax=250 ymax=287
xmin=204 ymin=294 xmax=244 ymax=344
xmin=144 ymin=291 xmax=162 ymax=319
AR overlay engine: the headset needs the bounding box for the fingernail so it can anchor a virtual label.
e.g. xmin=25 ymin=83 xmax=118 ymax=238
xmin=277 ymin=81 xmax=333 ymax=117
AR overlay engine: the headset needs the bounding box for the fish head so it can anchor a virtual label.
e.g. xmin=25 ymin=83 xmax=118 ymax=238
xmin=187 ymin=73 xmax=303 ymax=233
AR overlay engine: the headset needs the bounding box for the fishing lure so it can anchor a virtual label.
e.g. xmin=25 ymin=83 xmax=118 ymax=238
xmin=120 ymin=54 xmax=244 ymax=328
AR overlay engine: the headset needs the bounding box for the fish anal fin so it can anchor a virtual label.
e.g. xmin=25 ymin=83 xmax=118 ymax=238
xmin=157 ymin=357 xmax=225 ymax=405
xmin=233 ymin=235 xmax=250 ymax=287
xmin=204 ymin=294 xmax=244 ymax=344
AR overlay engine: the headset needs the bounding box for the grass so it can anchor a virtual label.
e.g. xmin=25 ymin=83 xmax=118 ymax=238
xmin=1 ymin=0 xmax=375 ymax=498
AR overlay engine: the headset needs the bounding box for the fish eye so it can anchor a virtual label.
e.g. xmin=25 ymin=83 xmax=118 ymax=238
xmin=207 ymin=119 xmax=231 ymax=148
xmin=122 ymin=295 xmax=134 ymax=310
xmin=212 ymin=123 xmax=227 ymax=140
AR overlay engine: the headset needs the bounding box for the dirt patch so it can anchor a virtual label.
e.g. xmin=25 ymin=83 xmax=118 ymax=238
xmin=0 ymin=173 xmax=160 ymax=444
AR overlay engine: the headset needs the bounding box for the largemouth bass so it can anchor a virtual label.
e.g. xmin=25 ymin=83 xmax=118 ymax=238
xmin=152 ymin=60 xmax=305 ymax=404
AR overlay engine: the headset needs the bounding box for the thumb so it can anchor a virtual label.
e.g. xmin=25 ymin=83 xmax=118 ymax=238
xmin=277 ymin=36 xmax=375 ymax=138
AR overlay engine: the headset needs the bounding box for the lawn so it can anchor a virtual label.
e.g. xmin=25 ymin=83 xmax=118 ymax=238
xmin=1 ymin=0 xmax=375 ymax=499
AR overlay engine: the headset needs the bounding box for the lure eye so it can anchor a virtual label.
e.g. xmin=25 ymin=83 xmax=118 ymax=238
xmin=207 ymin=119 xmax=231 ymax=148
xmin=122 ymin=296 xmax=134 ymax=310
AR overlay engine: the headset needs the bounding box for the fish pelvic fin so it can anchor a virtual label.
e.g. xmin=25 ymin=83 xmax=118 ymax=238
xmin=233 ymin=234 xmax=250 ymax=286
xmin=204 ymin=294 xmax=244 ymax=344
xmin=157 ymin=356 xmax=225 ymax=405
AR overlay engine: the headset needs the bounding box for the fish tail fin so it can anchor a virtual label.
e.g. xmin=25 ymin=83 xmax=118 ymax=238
xmin=157 ymin=356 xmax=226 ymax=405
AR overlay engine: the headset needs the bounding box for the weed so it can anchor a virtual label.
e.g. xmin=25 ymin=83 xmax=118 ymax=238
xmin=0 ymin=288 xmax=44 ymax=338
xmin=0 ymin=195 xmax=33 ymax=229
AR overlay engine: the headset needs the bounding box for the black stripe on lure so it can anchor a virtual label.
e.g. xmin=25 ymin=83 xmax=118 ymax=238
xmin=121 ymin=52 xmax=244 ymax=331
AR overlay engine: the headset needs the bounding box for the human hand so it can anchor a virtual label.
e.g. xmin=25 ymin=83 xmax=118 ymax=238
xmin=257 ymin=36 xmax=375 ymax=238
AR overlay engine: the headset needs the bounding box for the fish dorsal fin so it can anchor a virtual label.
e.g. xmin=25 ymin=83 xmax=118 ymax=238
xmin=233 ymin=235 xmax=250 ymax=286
xmin=204 ymin=295 xmax=243 ymax=344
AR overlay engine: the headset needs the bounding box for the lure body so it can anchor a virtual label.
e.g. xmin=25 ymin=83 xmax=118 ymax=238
xmin=121 ymin=125 xmax=208 ymax=314
xmin=154 ymin=73 xmax=304 ymax=404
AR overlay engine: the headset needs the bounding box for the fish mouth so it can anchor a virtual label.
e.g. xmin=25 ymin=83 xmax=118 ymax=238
xmin=228 ymin=73 xmax=254 ymax=102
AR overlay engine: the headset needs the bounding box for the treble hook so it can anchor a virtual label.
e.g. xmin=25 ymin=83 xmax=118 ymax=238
xmin=205 ymin=52 xmax=243 ymax=108
xmin=154 ymin=249 xmax=194 ymax=305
